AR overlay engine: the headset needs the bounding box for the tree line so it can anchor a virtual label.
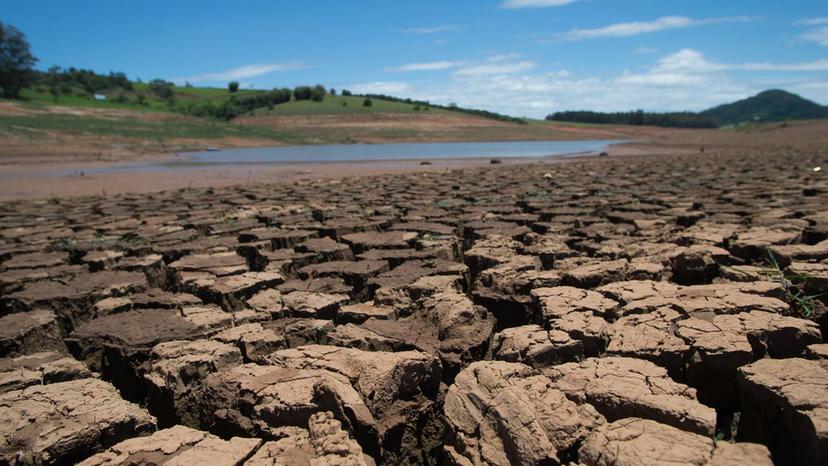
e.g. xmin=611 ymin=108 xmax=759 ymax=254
xmin=34 ymin=67 xmax=133 ymax=96
xmin=359 ymin=93 xmax=527 ymax=124
xmin=545 ymin=110 xmax=719 ymax=128
xmin=179 ymin=84 xmax=331 ymax=119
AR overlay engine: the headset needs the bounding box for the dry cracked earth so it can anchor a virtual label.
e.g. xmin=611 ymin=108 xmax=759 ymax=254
xmin=1 ymin=150 xmax=827 ymax=466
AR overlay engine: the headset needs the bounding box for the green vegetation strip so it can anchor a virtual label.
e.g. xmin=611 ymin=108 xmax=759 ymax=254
xmin=0 ymin=113 xmax=304 ymax=143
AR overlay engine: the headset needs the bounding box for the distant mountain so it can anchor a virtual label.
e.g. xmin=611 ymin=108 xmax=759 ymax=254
xmin=701 ymin=89 xmax=828 ymax=126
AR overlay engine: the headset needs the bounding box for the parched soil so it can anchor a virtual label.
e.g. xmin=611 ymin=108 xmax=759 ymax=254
xmin=1 ymin=136 xmax=827 ymax=465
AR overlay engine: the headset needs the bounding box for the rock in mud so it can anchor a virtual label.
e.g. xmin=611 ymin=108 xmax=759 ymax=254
xmin=0 ymin=378 xmax=156 ymax=465
xmin=77 ymin=424 xmax=263 ymax=466
xmin=729 ymin=227 xmax=802 ymax=261
xmin=295 ymin=236 xmax=355 ymax=262
xmin=444 ymin=361 xmax=605 ymax=465
xmin=737 ymin=358 xmax=828 ymax=466
xmin=2 ymin=271 xmax=149 ymax=326
xmin=181 ymin=271 xmax=283 ymax=312
xmin=199 ymin=364 xmax=380 ymax=457
xmin=806 ymin=343 xmax=828 ymax=359
xmin=243 ymin=287 xmax=285 ymax=318
xmin=561 ymin=258 xmax=631 ymax=288
xmin=621 ymin=282 xmax=789 ymax=317
xmin=262 ymin=345 xmax=440 ymax=414
xmin=604 ymin=307 xmax=689 ymax=379
xmin=336 ymin=302 xmax=396 ymax=324
xmin=670 ymin=244 xmax=731 ymax=284
xmin=544 ymin=357 xmax=716 ymax=435
xmin=66 ymin=307 xmax=231 ymax=399
xmin=491 ymin=324 xmax=583 ymax=367
xmin=299 ymin=260 xmax=390 ymax=299
xmin=341 ymin=231 xmax=417 ymax=253
xmin=579 ymin=418 xmax=771 ymax=466
xmin=212 ymin=323 xmax=285 ymax=362
xmin=247 ymin=411 xmax=375 ymax=466
xmin=143 ymin=339 xmax=242 ymax=427
xmin=0 ymin=308 xmax=65 ymax=357
xmin=281 ymin=291 xmax=349 ymax=319
xmin=677 ymin=311 xmax=821 ymax=408
xmin=263 ymin=344 xmax=442 ymax=463
xmin=0 ymin=351 xmax=92 ymax=394
xmin=532 ymin=286 xmax=619 ymax=320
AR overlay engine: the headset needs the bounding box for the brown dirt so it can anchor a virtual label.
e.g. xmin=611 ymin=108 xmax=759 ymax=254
xmin=1 ymin=132 xmax=827 ymax=464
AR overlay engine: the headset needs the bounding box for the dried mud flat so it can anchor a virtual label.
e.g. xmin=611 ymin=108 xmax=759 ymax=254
xmin=1 ymin=147 xmax=827 ymax=466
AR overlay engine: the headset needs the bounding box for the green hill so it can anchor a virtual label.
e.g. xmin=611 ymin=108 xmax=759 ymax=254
xmin=18 ymin=68 xmax=520 ymax=123
xmin=701 ymin=89 xmax=828 ymax=126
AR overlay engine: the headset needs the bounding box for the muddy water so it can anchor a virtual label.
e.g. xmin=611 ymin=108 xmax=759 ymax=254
xmin=66 ymin=139 xmax=622 ymax=175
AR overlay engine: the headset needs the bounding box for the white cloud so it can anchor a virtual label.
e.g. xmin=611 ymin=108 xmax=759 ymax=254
xmin=385 ymin=54 xmax=534 ymax=76
xmin=173 ymin=62 xmax=306 ymax=84
xmin=370 ymin=49 xmax=827 ymax=118
xmin=795 ymin=17 xmax=828 ymax=26
xmin=349 ymin=81 xmax=411 ymax=94
xmin=647 ymin=48 xmax=828 ymax=72
xmin=555 ymin=15 xmax=759 ymax=41
xmin=502 ymin=0 xmax=578 ymax=8
xmin=546 ymin=69 xmax=571 ymax=78
xmin=486 ymin=53 xmax=524 ymax=62
xmin=651 ymin=48 xmax=725 ymax=72
xmin=454 ymin=60 xmax=536 ymax=76
xmin=402 ymin=25 xmax=466 ymax=34
xmin=800 ymin=27 xmax=828 ymax=46
xmin=739 ymin=59 xmax=828 ymax=71
xmin=616 ymin=49 xmax=828 ymax=88
xmin=633 ymin=46 xmax=658 ymax=54
xmin=386 ymin=61 xmax=465 ymax=72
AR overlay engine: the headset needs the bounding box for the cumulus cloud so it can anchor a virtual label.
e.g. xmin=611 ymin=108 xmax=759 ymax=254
xmin=385 ymin=61 xmax=465 ymax=72
xmin=502 ymin=0 xmax=578 ymax=8
xmin=369 ymin=49 xmax=827 ymax=118
xmin=402 ymin=25 xmax=466 ymax=34
xmin=173 ymin=62 xmax=306 ymax=84
xmin=555 ymin=15 xmax=760 ymax=41
xmin=646 ymin=48 xmax=828 ymax=72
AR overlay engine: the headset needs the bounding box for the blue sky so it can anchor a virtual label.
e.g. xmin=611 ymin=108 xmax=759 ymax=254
xmin=5 ymin=0 xmax=828 ymax=117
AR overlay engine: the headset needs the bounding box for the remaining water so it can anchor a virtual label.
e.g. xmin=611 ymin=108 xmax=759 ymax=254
xmin=40 ymin=139 xmax=623 ymax=177
xmin=170 ymin=139 xmax=622 ymax=166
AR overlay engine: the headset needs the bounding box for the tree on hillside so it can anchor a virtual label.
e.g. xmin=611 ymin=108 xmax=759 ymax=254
xmin=0 ymin=22 xmax=38 ymax=98
xmin=363 ymin=97 xmax=372 ymax=107
xmin=329 ymin=88 xmax=336 ymax=96
xmin=311 ymin=84 xmax=326 ymax=102
xmin=293 ymin=85 xmax=312 ymax=101
xmin=341 ymin=89 xmax=352 ymax=96
xmin=228 ymin=81 xmax=239 ymax=93
xmin=149 ymin=79 xmax=176 ymax=106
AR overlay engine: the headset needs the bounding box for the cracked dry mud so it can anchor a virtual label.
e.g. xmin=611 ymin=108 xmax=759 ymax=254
xmin=0 ymin=149 xmax=826 ymax=465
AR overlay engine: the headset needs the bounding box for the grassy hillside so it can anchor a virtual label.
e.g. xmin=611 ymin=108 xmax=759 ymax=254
xmin=701 ymin=90 xmax=828 ymax=126
xmin=1 ymin=70 xmax=613 ymax=158
xmin=248 ymin=94 xmax=449 ymax=116
xmin=20 ymin=82 xmax=257 ymax=113
xmin=0 ymin=111 xmax=301 ymax=142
